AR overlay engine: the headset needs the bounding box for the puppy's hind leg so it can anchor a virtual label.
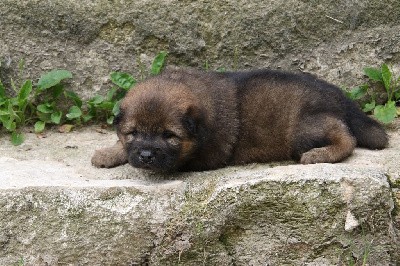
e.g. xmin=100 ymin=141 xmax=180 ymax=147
xmin=91 ymin=141 xmax=128 ymax=168
xmin=293 ymin=116 xmax=356 ymax=164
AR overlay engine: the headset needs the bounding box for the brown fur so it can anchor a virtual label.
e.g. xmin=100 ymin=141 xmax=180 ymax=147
xmin=91 ymin=68 xmax=388 ymax=172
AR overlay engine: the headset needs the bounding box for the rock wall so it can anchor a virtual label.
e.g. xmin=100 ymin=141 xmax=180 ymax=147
xmin=1 ymin=0 xmax=400 ymax=97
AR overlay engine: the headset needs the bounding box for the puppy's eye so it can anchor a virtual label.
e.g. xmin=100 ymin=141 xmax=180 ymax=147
xmin=131 ymin=129 xmax=138 ymax=136
xmin=162 ymin=130 xmax=175 ymax=139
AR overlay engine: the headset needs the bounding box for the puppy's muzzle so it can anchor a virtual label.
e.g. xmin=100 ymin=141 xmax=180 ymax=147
xmin=138 ymin=149 xmax=156 ymax=165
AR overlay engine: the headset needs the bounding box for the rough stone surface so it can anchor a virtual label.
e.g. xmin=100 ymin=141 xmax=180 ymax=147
xmin=0 ymin=120 xmax=399 ymax=265
xmin=1 ymin=0 xmax=400 ymax=97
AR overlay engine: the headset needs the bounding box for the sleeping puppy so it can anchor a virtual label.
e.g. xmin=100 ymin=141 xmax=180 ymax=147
xmin=91 ymin=68 xmax=388 ymax=172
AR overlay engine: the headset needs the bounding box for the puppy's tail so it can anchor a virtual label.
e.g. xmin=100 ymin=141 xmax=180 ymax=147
xmin=346 ymin=100 xmax=388 ymax=149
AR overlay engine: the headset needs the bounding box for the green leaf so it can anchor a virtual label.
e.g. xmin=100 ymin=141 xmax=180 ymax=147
xmin=9 ymin=97 xmax=19 ymax=107
xmin=0 ymin=109 xmax=9 ymax=116
xmin=381 ymin=64 xmax=392 ymax=94
xmin=216 ymin=67 xmax=226 ymax=73
xmin=150 ymin=51 xmax=168 ymax=75
xmin=66 ymin=106 xmax=82 ymax=119
xmin=65 ymin=91 xmax=83 ymax=108
xmin=3 ymin=117 xmax=16 ymax=131
xmin=82 ymin=114 xmax=93 ymax=123
xmin=7 ymin=101 xmax=18 ymax=118
xmin=10 ymin=78 xmax=17 ymax=93
xmin=11 ymin=132 xmax=24 ymax=146
xmin=36 ymin=112 xmax=51 ymax=123
xmin=363 ymin=67 xmax=383 ymax=82
xmin=395 ymin=90 xmax=400 ymax=100
xmin=345 ymin=85 xmax=368 ymax=100
xmin=106 ymin=87 xmax=117 ymax=101
xmin=37 ymin=69 xmax=72 ymax=90
xmin=112 ymin=100 xmax=121 ymax=116
xmin=89 ymin=95 xmax=104 ymax=105
xmin=99 ymin=101 xmax=114 ymax=110
xmin=115 ymin=89 xmax=127 ymax=101
xmin=110 ymin=72 xmax=137 ymax=90
xmin=51 ymin=84 xmax=64 ymax=98
xmin=51 ymin=111 xmax=62 ymax=124
xmin=18 ymin=80 xmax=32 ymax=101
xmin=0 ymin=80 xmax=6 ymax=99
xmin=107 ymin=116 xmax=114 ymax=125
xmin=362 ymin=100 xmax=376 ymax=113
xmin=34 ymin=121 xmax=46 ymax=133
xmin=374 ymin=101 xmax=397 ymax=124
xmin=37 ymin=103 xmax=54 ymax=113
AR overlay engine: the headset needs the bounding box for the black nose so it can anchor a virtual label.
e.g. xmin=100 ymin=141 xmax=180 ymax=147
xmin=138 ymin=149 xmax=155 ymax=164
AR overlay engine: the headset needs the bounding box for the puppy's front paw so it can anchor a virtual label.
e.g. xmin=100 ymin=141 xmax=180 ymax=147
xmin=91 ymin=146 xmax=128 ymax=168
xmin=91 ymin=148 xmax=114 ymax=168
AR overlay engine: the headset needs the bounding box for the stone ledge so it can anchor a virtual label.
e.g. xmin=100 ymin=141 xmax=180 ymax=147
xmin=0 ymin=126 xmax=399 ymax=265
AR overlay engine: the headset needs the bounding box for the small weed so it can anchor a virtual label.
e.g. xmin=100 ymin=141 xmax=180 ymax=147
xmin=150 ymin=51 xmax=168 ymax=75
xmin=345 ymin=64 xmax=400 ymax=124
xmin=346 ymin=239 xmax=373 ymax=266
xmin=60 ymin=50 xmax=167 ymax=125
xmin=0 ymin=79 xmax=33 ymax=145
xmin=338 ymin=225 xmax=374 ymax=266
xmin=16 ymin=256 xmax=25 ymax=266
xmin=34 ymin=69 xmax=73 ymax=132
xmin=216 ymin=67 xmax=227 ymax=73
xmin=0 ymin=51 xmax=168 ymax=145
xmin=204 ymin=60 xmax=210 ymax=71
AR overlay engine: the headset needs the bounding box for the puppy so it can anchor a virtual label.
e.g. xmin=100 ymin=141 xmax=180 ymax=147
xmin=91 ymin=68 xmax=388 ymax=172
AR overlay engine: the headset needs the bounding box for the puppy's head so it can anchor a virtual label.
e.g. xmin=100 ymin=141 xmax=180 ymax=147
xmin=114 ymin=79 xmax=206 ymax=172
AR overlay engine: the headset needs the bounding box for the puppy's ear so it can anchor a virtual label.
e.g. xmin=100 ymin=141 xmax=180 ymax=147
xmin=182 ymin=105 xmax=205 ymax=136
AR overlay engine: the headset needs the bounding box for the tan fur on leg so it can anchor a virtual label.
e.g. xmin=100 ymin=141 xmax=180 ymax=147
xmin=91 ymin=141 xmax=128 ymax=168
xmin=300 ymin=118 xmax=356 ymax=164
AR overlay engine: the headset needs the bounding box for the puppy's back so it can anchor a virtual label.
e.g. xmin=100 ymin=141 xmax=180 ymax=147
xmin=227 ymin=70 xmax=311 ymax=163
xmin=225 ymin=70 xmax=387 ymax=164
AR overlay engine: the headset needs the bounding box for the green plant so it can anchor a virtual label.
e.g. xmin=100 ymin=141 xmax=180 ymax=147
xmin=345 ymin=64 xmax=400 ymax=124
xmin=0 ymin=51 xmax=168 ymax=145
xmin=16 ymin=256 xmax=25 ymax=266
xmin=338 ymin=235 xmax=373 ymax=266
xmin=34 ymin=69 xmax=73 ymax=132
xmin=86 ymin=72 xmax=136 ymax=124
xmin=65 ymin=51 xmax=167 ymax=125
xmin=150 ymin=51 xmax=168 ymax=75
xmin=0 ymin=69 xmax=73 ymax=144
xmin=0 ymin=79 xmax=32 ymax=145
